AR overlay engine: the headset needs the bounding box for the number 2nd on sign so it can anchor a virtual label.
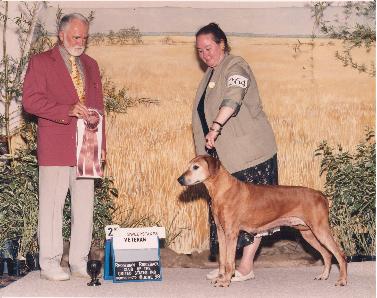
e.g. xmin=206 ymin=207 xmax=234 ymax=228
xmin=105 ymin=225 xmax=120 ymax=240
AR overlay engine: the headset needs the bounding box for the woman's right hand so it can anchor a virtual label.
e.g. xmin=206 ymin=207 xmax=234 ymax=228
xmin=205 ymin=130 xmax=220 ymax=149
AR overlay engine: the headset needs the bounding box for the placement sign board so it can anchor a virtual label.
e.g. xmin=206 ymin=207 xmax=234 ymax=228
xmin=113 ymin=235 xmax=161 ymax=281
xmin=104 ymin=225 xmax=165 ymax=282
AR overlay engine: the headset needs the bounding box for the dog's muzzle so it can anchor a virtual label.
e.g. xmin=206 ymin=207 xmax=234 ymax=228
xmin=177 ymin=175 xmax=186 ymax=186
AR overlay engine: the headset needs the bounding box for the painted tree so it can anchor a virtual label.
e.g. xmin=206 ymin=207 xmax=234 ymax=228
xmin=0 ymin=2 xmax=43 ymax=154
xmin=311 ymin=1 xmax=376 ymax=76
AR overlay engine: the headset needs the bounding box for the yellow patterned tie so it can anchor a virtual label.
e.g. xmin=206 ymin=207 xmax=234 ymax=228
xmin=69 ymin=55 xmax=85 ymax=103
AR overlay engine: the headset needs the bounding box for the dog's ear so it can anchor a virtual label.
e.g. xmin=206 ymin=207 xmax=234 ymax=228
xmin=204 ymin=155 xmax=221 ymax=177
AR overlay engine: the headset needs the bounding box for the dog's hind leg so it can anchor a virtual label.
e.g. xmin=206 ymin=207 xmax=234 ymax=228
xmin=300 ymin=229 xmax=332 ymax=280
xmin=311 ymin=224 xmax=347 ymax=286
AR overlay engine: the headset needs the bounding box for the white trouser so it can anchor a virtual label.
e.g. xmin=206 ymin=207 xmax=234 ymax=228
xmin=38 ymin=166 xmax=94 ymax=271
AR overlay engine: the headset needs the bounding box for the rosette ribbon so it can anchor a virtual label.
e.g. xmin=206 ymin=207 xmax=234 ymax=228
xmin=77 ymin=109 xmax=103 ymax=178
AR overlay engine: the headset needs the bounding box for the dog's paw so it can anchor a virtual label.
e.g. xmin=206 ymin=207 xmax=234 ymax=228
xmin=314 ymin=273 xmax=329 ymax=281
xmin=210 ymin=273 xmax=224 ymax=284
xmin=213 ymin=278 xmax=231 ymax=287
xmin=335 ymin=279 xmax=347 ymax=286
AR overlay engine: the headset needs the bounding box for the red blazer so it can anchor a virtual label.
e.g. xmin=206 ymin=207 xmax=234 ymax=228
xmin=22 ymin=45 xmax=106 ymax=166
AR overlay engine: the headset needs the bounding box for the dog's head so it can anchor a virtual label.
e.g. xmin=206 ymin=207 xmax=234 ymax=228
xmin=177 ymin=155 xmax=221 ymax=186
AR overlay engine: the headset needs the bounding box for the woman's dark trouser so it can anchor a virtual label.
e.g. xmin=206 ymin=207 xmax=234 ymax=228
xmin=208 ymin=154 xmax=279 ymax=261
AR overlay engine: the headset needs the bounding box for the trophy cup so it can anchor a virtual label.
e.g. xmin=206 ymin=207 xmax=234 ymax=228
xmin=87 ymin=260 xmax=102 ymax=286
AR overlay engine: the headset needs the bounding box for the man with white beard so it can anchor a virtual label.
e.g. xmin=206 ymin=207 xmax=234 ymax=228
xmin=23 ymin=13 xmax=106 ymax=281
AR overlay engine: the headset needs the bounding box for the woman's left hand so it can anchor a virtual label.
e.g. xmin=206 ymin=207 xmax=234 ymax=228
xmin=205 ymin=130 xmax=220 ymax=149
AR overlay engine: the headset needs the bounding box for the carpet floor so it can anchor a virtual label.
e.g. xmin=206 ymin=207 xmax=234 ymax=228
xmin=0 ymin=262 xmax=375 ymax=298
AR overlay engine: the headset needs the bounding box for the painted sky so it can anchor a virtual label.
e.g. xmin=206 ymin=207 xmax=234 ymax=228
xmin=41 ymin=1 xmax=360 ymax=37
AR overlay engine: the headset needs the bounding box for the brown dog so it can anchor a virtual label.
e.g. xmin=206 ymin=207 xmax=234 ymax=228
xmin=177 ymin=155 xmax=347 ymax=287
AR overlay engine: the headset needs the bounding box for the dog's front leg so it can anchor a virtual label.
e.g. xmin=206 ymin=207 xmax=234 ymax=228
xmin=224 ymin=231 xmax=238 ymax=286
xmin=214 ymin=229 xmax=237 ymax=287
xmin=211 ymin=218 xmax=226 ymax=284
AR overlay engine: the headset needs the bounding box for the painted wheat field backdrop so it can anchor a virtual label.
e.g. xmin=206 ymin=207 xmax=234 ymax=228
xmin=86 ymin=36 xmax=375 ymax=253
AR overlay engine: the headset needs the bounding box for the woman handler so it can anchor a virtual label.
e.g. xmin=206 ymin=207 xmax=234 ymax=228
xmin=192 ymin=23 xmax=279 ymax=281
